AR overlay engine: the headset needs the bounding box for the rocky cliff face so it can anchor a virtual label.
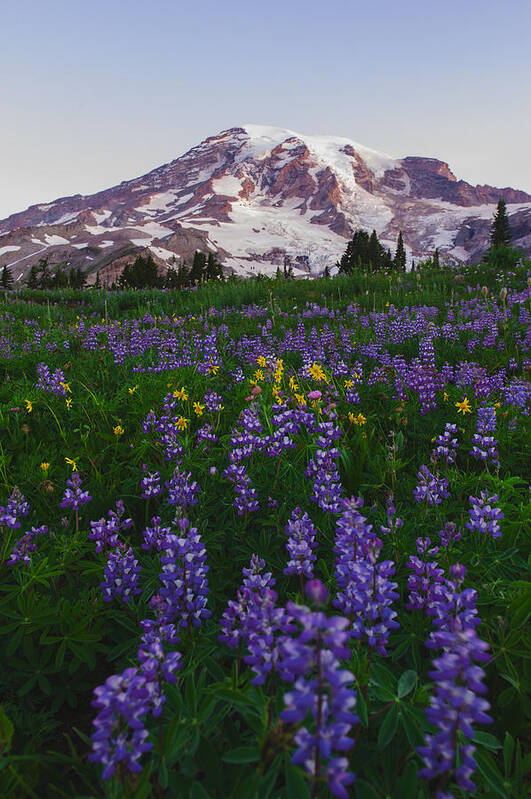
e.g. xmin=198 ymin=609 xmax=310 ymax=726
xmin=1 ymin=124 xmax=530 ymax=283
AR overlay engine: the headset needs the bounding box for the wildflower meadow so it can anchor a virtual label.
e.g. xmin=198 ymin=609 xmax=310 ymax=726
xmin=0 ymin=263 xmax=529 ymax=799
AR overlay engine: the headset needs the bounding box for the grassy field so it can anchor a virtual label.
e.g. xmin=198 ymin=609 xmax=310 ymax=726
xmin=0 ymin=262 xmax=529 ymax=798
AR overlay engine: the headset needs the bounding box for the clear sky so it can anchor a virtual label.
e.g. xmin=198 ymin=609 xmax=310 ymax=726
xmin=1 ymin=0 xmax=530 ymax=219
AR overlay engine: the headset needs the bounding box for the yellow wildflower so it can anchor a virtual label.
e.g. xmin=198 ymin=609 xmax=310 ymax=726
xmin=65 ymin=457 xmax=77 ymax=472
xmin=257 ymin=356 xmax=267 ymax=367
xmin=309 ymin=362 xmax=328 ymax=382
xmin=24 ymin=399 xmax=32 ymax=413
xmin=348 ymin=412 xmax=355 ymax=423
xmin=353 ymin=413 xmax=367 ymax=426
xmin=294 ymin=393 xmax=307 ymax=406
xmin=176 ymin=416 xmax=189 ymax=431
xmin=455 ymin=397 xmax=472 ymax=415
xmin=208 ymin=363 xmax=220 ymax=375
xmin=173 ymin=387 xmax=188 ymax=401
xmin=344 ymin=379 xmax=354 ymax=389
xmin=494 ymin=402 xmax=501 ymax=409
xmin=193 ymin=402 xmax=205 ymax=416
xmin=113 ymin=425 xmax=124 ymax=436
xmin=443 ymin=392 xmax=449 ymax=402
xmin=59 ymin=382 xmax=71 ymax=394
xmin=128 ymin=385 xmax=139 ymax=395
xmin=253 ymin=369 xmax=264 ymax=381
xmin=289 ymin=376 xmax=299 ymax=391
xmin=66 ymin=397 xmax=72 ymax=410
xmin=40 ymin=462 xmax=50 ymax=472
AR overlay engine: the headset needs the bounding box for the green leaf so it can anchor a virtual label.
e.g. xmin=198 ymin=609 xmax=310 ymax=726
xmin=475 ymin=749 xmax=510 ymax=799
xmin=357 ymin=689 xmax=368 ymax=728
xmin=355 ymin=778 xmax=381 ymax=799
xmin=503 ymin=732 xmax=514 ymax=776
xmin=396 ymin=759 xmax=418 ymax=798
xmin=473 ymin=730 xmax=502 ymax=750
xmin=222 ymin=746 xmax=260 ymax=764
xmin=191 ymin=783 xmax=211 ymax=799
xmin=378 ymin=704 xmax=399 ymax=749
xmin=397 ymin=670 xmax=417 ymax=699
xmin=285 ymin=761 xmax=310 ymax=799
xmin=0 ymin=706 xmax=14 ymax=754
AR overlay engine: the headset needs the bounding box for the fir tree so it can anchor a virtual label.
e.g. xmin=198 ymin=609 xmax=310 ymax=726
xmin=1 ymin=265 xmax=13 ymax=289
xmin=206 ymin=252 xmax=224 ymax=282
xmin=393 ymin=231 xmax=406 ymax=271
xmin=27 ymin=264 xmax=39 ymax=289
xmin=188 ymin=251 xmax=207 ymax=285
xmin=432 ymin=248 xmax=440 ymax=268
xmin=489 ymin=199 xmax=511 ymax=249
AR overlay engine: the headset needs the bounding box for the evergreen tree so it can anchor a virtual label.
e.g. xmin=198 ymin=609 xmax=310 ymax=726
xmin=393 ymin=231 xmax=406 ymax=271
xmin=188 ymin=251 xmax=207 ymax=285
xmin=367 ymin=229 xmax=383 ymax=271
xmin=323 ymin=264 xmax=331 ymax=279
xmin=1 ymin=265 xmax=13 ymax=289
xmin=338 ymin=229 xmax=370 ymax=273
xmin=206 ymin=252 xmax=224 ymax=282
xmin=118 ymin=253 xmax=160 ymax=289
xmin=489 ymin=198 xmax=511 ymax=249
xmin=165 ymin=266 xmax=180 ymax=289
xmin=27 ymin=264 xmax=39 ymax=289
xmin=432 ymin=248 xmax=440 ymax=268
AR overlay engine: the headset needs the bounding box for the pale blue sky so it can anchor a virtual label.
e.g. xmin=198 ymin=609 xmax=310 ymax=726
xmin=1 ymin=0 xmax=530 ymax=218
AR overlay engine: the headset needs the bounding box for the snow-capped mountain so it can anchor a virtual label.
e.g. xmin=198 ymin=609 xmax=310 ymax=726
xmin=1 ymin=124 xmax=530 ymax=283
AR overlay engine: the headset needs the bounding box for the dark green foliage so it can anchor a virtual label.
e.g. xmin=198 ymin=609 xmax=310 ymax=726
xmin=490 ymin=199 xmax=511 ymax=249
xmin=393 ymin=230 xmax=406 ymax=271
xmin=119 ymin=253 xmax=161 ymax=289
xmin=338 ymin=229 xmax=391 ymax=273
xmin=1 ymin=265 xmax=13 ymax=289
xmin=432 ymin=248 xmax=439 ymax=268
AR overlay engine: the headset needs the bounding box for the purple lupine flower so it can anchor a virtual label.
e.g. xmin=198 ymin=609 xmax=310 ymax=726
xmin=36 ymin=362 xmax=68 ymax=395
xmin=89 ymin=516 xmax=121 ymax=553
xmin=243 ymin=588 xmax=295 ymax=685
xmin=0 ymin=487 xmax=30 ymax=529
xmin=406 ymin=538 xmax=445 ymax=613
xmin=305 ymin=422 xmax=344 ymax=513
xmin=470 ymin=433 xmax=500 ymax=469
xmin=380 ymin=493 xmax=403 ymax=536
xmin=219 ymin=555 xmax=275 ymax=649
xmin=158 ymin=518 xmax=210 ymax=629
xmin=223 ymin=463 xmax=259 ymax=515
xmin=413 ymin=465 xmax=450 ymax=506
xmin=438 ymin=521 xmax=462 ymax=548
xmin=203 ymin=390 xmax=224 ymax=412
xmin=60 ymin=472 xmax=92 ymax=511
xmin=142 ymin=516 xmax=171 ymax=551
xmin=195 ymin=422 xmax=218 ymax=450
xmin=279 ymin=594 xmax=357 ymax=799
xmin=430 ymin=423 xmax=459 ymax=467
xmin=89 ymin=667 xmax=153 ymax=779
xmin=137 ymin=615 xmax=182 ymax=718
xmin=477 ymin=406 xmax=497 ymax=434
xmin=284 ymin=507 xmax=318 ymax=579
xmin=101 ymin=544 xmax=141 ymax=604
xmin=165 ymin=467 xmax=199 ymax=511
xmin=140 ymin=468 xmax=162 ymax=499
xmin=418 ymin=565 xmax=492 ymax=794
xmin=7 ymin=525 xmax=48 ymax=565
xmin=465 ymin=492 xmax=503 ymax=538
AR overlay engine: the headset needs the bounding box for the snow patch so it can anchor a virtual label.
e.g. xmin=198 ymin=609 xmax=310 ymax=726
xmin=44 ymin=234 xmax=69 ymax=245
xmin=0 ymin=245 xmax=21 ymax=256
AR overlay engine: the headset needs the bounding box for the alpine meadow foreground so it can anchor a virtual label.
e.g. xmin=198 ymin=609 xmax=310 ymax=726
xmin=0 ymin=264 xmax=529 ymax=799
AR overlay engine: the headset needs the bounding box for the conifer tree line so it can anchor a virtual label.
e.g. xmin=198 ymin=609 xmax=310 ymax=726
xmin=337 ymin=228 xmax=407 ymax=273
xmin=25 ymin=258 xmax=86 ymax=290
xmin=118 ymin=251 xmax=224 ymax=289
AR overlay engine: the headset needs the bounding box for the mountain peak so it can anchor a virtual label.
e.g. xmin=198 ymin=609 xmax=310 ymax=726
xmin=1 ymin=124 xmax=530 ymax=284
